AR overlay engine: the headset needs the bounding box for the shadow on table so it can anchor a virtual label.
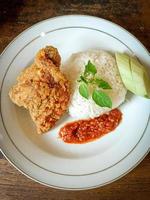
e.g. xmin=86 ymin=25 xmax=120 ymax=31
xmin=0 ymin=0 xmax=25 ymax=24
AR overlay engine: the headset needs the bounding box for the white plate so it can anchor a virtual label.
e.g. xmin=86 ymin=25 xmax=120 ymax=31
xmin=0 ymin=15 xmax=150 ymax=190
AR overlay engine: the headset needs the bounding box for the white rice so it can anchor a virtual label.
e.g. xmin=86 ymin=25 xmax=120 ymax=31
xmin=62 ymin=50 xmax=127 ymax=119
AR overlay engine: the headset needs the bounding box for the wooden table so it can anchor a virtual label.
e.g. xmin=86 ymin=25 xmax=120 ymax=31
xmin=0 ymin=0 xmax=150 ymax=199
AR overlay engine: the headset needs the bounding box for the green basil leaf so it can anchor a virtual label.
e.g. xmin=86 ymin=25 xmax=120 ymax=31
xmin=84 ymin=60 xmax=97 ymax=75
xmin=95 ymin=78 xmax=112 ymax=89
xmin=79 ymin=82 xmax=89 ymax=99
xmin=92 ymin=89 xmax=112 ymax=108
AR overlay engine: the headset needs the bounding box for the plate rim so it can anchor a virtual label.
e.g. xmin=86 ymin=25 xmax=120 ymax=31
xmin=1 ymin=148 xmax=149 ymax=190
xmin=0 ymin=14 xmax=150 ymax=190
xmin=0 ymin=14 xmax=149 ymax=57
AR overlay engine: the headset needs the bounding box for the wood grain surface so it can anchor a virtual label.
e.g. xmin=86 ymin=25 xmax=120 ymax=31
xmin=0 ymin=0 xmax=150 ymax=199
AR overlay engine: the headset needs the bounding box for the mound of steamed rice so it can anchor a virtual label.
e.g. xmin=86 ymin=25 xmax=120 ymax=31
xmin=62 ymin=50 xmax=127 ymax=119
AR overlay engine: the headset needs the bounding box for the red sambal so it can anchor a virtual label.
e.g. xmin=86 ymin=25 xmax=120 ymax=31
xmin=59 ymin=109 xmax=122 ymax=144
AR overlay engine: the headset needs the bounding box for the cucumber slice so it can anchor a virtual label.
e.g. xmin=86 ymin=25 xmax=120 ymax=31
xmin=115 ymin=53 xmax=136 ymax=93
xmin=115 ymin=53 xmax=150 ymax=98
xmin=130 ymin=57 xmax=150 ymax=98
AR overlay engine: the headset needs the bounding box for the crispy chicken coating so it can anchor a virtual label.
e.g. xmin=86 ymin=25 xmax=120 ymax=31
xmin=9 ymin=46 xmax=70 ymax=134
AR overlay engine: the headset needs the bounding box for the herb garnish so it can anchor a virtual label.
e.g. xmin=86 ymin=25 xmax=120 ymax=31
xmin=92 ymin=89 xmax=112 ymax=108
xmin=78 ymin=60 xmax=112 ymax=108
xmin=79 ymin=82 xmax=89 ymax=99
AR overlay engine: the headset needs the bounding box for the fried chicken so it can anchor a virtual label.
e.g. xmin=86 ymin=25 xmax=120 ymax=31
xmin=9 ymin=46 xmax=70 ymax=134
